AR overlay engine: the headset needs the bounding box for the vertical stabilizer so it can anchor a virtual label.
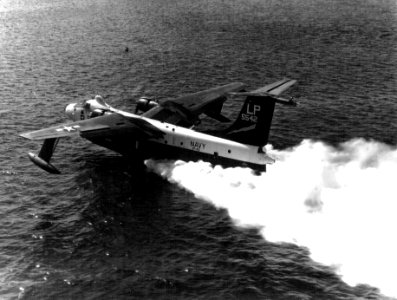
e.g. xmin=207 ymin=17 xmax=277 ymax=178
xmin=225 ymin=96 xmax=276 ymax=147
xmin=223 ymin=78 xmax=297 ymax=148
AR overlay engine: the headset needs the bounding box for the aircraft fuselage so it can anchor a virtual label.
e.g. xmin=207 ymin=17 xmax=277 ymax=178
xmin=82 ymin=109 xmax=274 ymax=172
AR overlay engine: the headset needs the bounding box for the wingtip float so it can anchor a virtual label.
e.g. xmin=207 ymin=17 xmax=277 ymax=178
xmin=27 ymin=152 xmax=61 ymax=174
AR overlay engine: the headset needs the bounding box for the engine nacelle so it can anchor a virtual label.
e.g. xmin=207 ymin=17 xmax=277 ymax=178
xmin=84 ymin=95 xmax=110 ymax=112
xmin=65 ymin=96 xmax=110 ymax=121
xmin=65 ymin=103 xmax=85 ymax=121
xmin=135 ymin=97 xmax=159 ymax=114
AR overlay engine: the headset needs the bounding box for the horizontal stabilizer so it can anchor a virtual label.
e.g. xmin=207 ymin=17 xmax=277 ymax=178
xmin=252 ymin=78 xmax=297 ymax=96
xmin=229 ymin=93 xmax=297 ymax=106
xmin=229 ymin=78 xmax=296 ymax=99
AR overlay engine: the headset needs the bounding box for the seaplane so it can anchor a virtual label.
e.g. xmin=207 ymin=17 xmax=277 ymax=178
xmin=20 ymin=78 xmax=297 ymax=174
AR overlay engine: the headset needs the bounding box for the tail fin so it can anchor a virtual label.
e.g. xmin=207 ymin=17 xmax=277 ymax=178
xmin=224 ymin=96 xmax=276 ymax=147
xmin=224 ymin=79 xmax=297 ymax=148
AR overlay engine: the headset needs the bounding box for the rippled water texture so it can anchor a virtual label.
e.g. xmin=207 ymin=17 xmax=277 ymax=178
xmin=1 ymin=0 xmax=396 ymax=299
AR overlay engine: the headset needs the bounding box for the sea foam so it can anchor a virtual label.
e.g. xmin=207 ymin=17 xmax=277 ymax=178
xmin=145 ymin=139 xmax=397 ymax=297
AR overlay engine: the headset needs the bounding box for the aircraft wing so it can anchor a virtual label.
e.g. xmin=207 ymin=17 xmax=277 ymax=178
xmin=142 ymin=82 xmax=245 ymax=125
xmin=20 ymin=113 xmax=164 ymax=141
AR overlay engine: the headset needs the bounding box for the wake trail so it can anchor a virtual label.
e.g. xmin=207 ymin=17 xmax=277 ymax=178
xmin=145 ymin=138 xmax=397 ymax=297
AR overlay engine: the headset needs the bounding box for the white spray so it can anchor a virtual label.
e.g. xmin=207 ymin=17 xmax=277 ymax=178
xmin=145 ymin=139 xmax=397 ymax=297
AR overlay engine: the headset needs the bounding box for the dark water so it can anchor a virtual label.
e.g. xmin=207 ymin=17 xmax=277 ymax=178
xmin=1 ymin=0 xmax=396 ymax=299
